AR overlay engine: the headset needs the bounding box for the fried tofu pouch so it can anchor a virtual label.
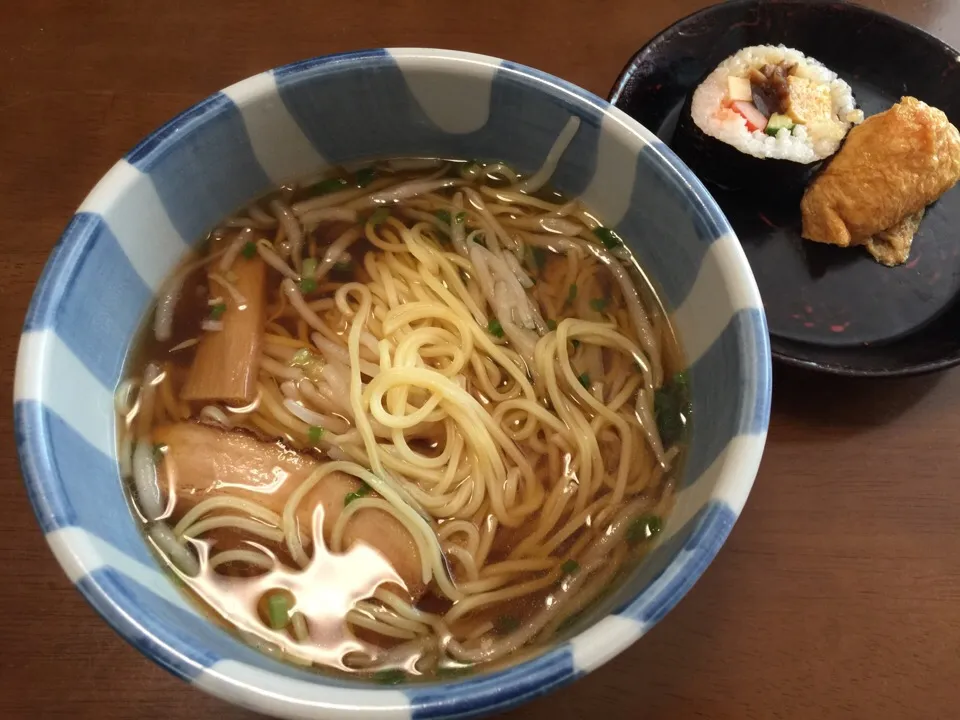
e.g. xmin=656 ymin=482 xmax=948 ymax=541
xmin=801 ymin=97 xmax=960 ymax=265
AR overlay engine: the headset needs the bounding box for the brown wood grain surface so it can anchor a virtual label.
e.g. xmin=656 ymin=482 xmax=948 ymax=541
xmin=2 ymin=1 xmax=959 ymax=718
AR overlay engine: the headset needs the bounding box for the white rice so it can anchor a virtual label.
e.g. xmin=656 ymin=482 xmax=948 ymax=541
xmin=690 ymin=45 xmax=863 ymax=163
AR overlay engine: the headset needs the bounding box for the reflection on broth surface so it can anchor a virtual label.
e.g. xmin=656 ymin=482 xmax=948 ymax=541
xmin=117 ymin=123 xmax=691 ymax=682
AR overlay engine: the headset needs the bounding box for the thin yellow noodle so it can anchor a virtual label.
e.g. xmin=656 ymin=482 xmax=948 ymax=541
xmin=342 ymin=289 xmax=463 ymax=599
xmin=366 ymin=218 xmax=408 ymax=252
xmin=443 ymin=569 xmax=562 ymax=625
xmin=455 ymin=575 xmax=515 ymax=595
xmin=355 ymin=599 xmax=433 ymax=634
xmin=535 ymin=337 xmax=604 ymax=513
xmin=444 ymin=543 xmax=480 ymax=582
xmin=370 ymin=442 xmax=466 ymax=488
xmin=346 ymin=610 xmax=419 ymax=640
xmin=305 ymin=298 xmax=338 ymax=313
xmin=209 ymin=549 xmax=275 ymax=572
xmin=248 ymin=412 xmax=291 ymax=442
xmin=516 ymin=475 xmax=576 ymax=555
xmin=328 ymin=496 xmax=421 ymax=558
xmin=480 ymin=558 xmax=557 ymax=576
xmin=266 ymin=321 xmax=293 ymax=338
xmin=438 ymin=520 xmax=481 ymax=557
xmin=174 ymin=496 xmax=283 ymax=537
xmin=264 ymin=332 xmax=309 ymax=349
xmin=373 ymin=588 xmax=442 ymax=625
xmin=565 ymin=529 xmax=594 ymax=561
xmin=463 ymin=620 xmax=495 ymax=641
xmin=475 ymin=514 xmax=497 ymax=568
xmin=435 ymin=431 xmax=467 ymax=494
xmin=533 ymin=496 xmax=613 ymax=559
xmin=182 ymin=515 xmax=285 ymax=543
xmin=478 ymin=185 xmax=568 ymax=212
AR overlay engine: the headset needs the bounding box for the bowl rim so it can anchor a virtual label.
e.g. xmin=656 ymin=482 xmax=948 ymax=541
xmin=14 ymin=47 xmax=772 ymax=719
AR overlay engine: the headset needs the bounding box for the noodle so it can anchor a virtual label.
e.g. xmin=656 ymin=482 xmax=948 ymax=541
xmin=117 ymin=143 xmax=689 ymax=681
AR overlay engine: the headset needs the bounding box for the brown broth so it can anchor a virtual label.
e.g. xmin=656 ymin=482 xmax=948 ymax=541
xmin=119 ymin=158 xmax=690 ymax=682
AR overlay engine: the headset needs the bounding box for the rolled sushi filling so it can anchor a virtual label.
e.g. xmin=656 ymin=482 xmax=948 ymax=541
xmin=691 ymin=45 xmax=864 ymax=163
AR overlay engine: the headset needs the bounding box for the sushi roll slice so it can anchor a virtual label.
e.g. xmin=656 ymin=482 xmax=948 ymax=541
xmin=673 ymin=45 xmax=864 ymax=197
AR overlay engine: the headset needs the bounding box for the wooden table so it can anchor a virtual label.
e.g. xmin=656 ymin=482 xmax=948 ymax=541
xmin=2 ymin=1 xmax=958 ymax=718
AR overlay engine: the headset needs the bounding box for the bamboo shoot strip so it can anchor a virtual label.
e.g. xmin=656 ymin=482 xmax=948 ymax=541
xmin=182 ymin=235 xmax=267 ymax=404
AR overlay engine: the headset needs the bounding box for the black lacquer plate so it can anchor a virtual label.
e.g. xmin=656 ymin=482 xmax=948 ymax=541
xmin=609 ymin=0 xmax=960 ymax=376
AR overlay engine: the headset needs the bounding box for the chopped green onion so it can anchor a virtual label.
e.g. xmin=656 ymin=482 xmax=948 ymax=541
xmin=589 ymin=297 xmax=609 ymax=312
xmin=434 ymin=209 xmax=452 ymax=225
xmin=241 ymin=241 xmax=257 ymax=259
xmin=299 ymin=277 xmax=317 ymax=294
xmin=654 ymin=371 xmax=691 ymax=447
xmin=578 ymin=372 xmax=590 ymax=389
xmin=627 ymin=514 xmax=663 ymax=545
xmin=355 ymin=167 xmax=376 ymax=188
xmin=209 ymin=303 xmax=227 ymax=320
xmin=561 ymin=559 xmax=580 ymax=575
xmin=266 ymin=592 xmax=290 ymax=629
xmin=455 ymin=211 xmax=466 ymax=224
xmin=494 ymin=615 xmax=520 ymax=634
xmin=488 ymin=318 xmax=505 ymax=338
xmin=224 ymin=270 xmax=238 ymax=283
xmin=291 ymin=348 xmax=312 ymax=366
xmin=308 ymin=177 xmax=348 ymax=195
xmin=566 ymin=283 xmax=578 ymax=306
xmin=593 ymin=226 xmax=623 ymax=249
xmin=436 ymin=665 xmax=472 ymax=679
xmin=372 ymin=669 xmax=407 ymax=685
xmin=302 ymin=257 xmax=318 ymax=278
xmin=308 ymin=425 xmax=324 ymax=444
xmin=344 ymin=484 xmax=371 ymax=506
xmin=369 ymin=207 xmax=390 ymax=226
xmin=547 ymin=319 xmax=558 ymax=331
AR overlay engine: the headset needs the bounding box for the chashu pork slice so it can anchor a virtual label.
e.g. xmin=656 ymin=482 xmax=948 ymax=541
xmin=152 ymin=422 xmax=426 ymax=601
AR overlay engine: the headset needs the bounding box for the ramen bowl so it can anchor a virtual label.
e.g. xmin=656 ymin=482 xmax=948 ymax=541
xmin=14 ymin=49 xmax=771 ymax=719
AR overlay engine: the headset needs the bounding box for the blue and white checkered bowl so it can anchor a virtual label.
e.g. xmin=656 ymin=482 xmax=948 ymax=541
xmin=13 ymin=49 xmax=771 ymax=719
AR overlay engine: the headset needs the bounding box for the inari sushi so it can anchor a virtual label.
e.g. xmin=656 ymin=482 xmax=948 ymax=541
xmin=673 ymin=45 xmax=864 ymax=195
xmin=801 ymin=96 xmax=960 ymax=266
